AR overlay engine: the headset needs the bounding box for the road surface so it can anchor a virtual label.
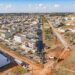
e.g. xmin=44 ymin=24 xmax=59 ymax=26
xmin=44 ymin=16 xmax=69 ymax=49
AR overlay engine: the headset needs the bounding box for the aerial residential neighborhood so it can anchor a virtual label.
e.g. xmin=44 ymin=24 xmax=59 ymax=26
xmin=0 ymin=13 xmax=74 ymax=75
xmin=0 ymin=0 xmax=75 ymax=75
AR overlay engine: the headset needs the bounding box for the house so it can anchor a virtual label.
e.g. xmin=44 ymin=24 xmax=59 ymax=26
xmin=13 ymin=34 xmax=26 ymax=43
xmin=20 ymin=42 xmax=35 ymax=53
xmin=57 ymin=28 xmax=65 ymax=33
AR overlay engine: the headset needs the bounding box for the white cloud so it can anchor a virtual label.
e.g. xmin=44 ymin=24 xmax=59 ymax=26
xmin=28 ymin=4 xmax=32 ymax=8
xmin=0 ymin=4 xmax=3 ymax=7
xmin=38 ymin=3 xmax=43 ymax=7
xmin=36 ymin=4 xmax=48 ymax=12
xmin=36 ymin=4 xmax=47 ymax=9
xmin=5 ymin=4 xmax=12 ymax=9
xmin=73 ymin=4 xmax=75 ymax=7
xmin=43 ymin=6 xmax=47 ymax=9
xmin=0 ymin=4 xmax=12 ymax=11
xmin=54 ymin=4 xmax=60 ymax=8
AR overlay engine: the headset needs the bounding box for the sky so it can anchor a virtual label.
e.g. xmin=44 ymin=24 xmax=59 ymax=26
xmin=0 ymin=0 xmax=75 ymax=13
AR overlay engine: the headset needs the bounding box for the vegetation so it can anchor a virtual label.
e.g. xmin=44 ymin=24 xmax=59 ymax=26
xmin=12 ymin=66 xmax=28 ymax=75
xmin=61 ymin=25 xmax=75 ymax=29
xmin=65 ymin=32 xmax=75 ymax=45
xmin=45 ymin=28 xmax=53 ymax=40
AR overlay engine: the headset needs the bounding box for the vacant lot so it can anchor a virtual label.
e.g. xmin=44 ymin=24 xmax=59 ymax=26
xmin=54 ymin=50 xmax=75 ymax=75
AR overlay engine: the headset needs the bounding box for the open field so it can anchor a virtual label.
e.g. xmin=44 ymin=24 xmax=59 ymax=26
xmin=53 ymin=50 xmax=75 ymax=75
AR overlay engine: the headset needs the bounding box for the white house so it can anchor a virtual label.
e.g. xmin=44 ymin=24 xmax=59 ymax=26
xmin=57 ymin=28 xmax=65 ymax=33
xmin=13 ymin=34 xmax=26 ymax=43
xmin=68 ymin=29 xmax=75 ymax=33
xmin=20 ymin=43 xmax=35 ymax=53
xmin=32 ymin=21 xmax=38 ymax=25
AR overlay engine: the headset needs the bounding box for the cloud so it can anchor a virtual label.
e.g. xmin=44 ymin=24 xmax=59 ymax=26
xmin=54 ymin=4 xmax=60 ymax=8
xmin=36 ymin=4 xmax=47 ymax=9
xmin=26 ymin=3 xmax=61 ymax=13
xmin=5 ymin=4 xmax=12 ymax=9
xmin=0 ymin=4 xmax=3 ymax=7
xmin=73 ymin=4 xmax=75 ymax=7
xmin=0 ymin=3 xmax=72 ymax=13
xmin=0 ymin=4 xmax=12 ymax=11
xmin=38 ymin=3 xmax=43 ymax=7
xmin=28 ymin=4 xmax=32 ymax=8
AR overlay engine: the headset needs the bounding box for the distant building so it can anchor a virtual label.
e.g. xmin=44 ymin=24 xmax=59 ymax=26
xmin=64 ymin=15 xmax=75 ymax=21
